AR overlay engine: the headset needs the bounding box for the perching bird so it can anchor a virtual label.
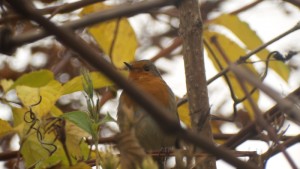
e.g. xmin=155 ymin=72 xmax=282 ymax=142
xmin=117 ymin=60 xmax=179 ymax=168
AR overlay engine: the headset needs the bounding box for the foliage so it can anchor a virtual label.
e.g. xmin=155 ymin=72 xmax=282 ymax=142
xmin=0 ymin=0 xmax=299 ymax=169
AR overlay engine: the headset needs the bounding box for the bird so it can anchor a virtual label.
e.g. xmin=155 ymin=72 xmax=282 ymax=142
xmin=117 ymin=60 xmax=179 ymax=168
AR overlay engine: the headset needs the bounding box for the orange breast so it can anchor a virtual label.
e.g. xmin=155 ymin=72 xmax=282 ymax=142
xmin=133 ymin=75 xmax=171 ymax=109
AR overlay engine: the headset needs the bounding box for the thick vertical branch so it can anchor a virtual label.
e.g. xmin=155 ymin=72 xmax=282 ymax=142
xmin=178 ymin=0 xmax=216 ymax=168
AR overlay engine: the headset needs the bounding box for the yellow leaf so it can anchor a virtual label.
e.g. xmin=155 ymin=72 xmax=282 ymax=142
xmin=65 ymin=121 xmax=90 ymax=160
xmin=0 ymin=119 xmax=14 ymax=138
xmin=16 ymin=80 xmax=62 ymax=119
xmin=35 ymin=155 xmax=62 ymax=169
xmin=211 ymin=14 xmax=290 ymax=81
xmin=69 ymin=162 xmax=91 ymax=169
xmin=51 ymin=106 xmax=64 ymax=117
xmin=204 ymin=31 xmax=259 ymax=119
xmin=80 ymin=3 xmax=137 ymax=67
xmin=99 ymin=150 xmax=119 ymax=169
xmin=0 ymin=79 xmax=14 ymax=93
xmin=21 ymin=135 xmax=50 ymax=168
xmin=177 ymin=102 xmax=191 ymax=127
xmin=12 ymin=107 xmax=28 ymax=138
xmin=10 ymin=69 xmax=54 ymax=90
xmin=12 ymin=109 xmax=71 ymax=168
xmin=22 ymin=131 xmax=70 ymax=169
xmin=62 ymin=72 xmax=114 ymax=95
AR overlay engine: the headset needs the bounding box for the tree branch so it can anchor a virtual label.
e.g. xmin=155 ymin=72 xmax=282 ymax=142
xmin=0 ymin=0 xmax=101 ymax=24
xmin=4 ymin=0 xmax=177 ymax=53
xmin=178 ymin=0 xmax=216 ymax=168
xmin=223 ymin=87 xmax=300 ymax=149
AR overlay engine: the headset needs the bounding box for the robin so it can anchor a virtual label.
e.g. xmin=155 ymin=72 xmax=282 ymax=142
xmin=117 ymin=60 xmax=179 ymax=168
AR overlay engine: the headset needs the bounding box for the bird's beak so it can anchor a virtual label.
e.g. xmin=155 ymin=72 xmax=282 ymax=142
xmin=123 ymin=62 xmax=132 ymax=70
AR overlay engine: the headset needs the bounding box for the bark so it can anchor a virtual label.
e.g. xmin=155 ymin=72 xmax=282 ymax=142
xmin=178 ymin=0 xmax=216 ymax=168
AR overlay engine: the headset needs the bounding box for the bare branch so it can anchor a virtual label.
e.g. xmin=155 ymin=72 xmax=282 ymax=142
xmin=231 ymin=64 xmax=297 ymax=169
xmin=4 ymin=0 xmax=177 ymax=52
xmin=223 ymin=87 xmax=300 ymax=148
xmin=229 ymin=63 xmax=300 ymax=124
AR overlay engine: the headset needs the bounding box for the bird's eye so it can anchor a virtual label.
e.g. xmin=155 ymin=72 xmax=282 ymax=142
xmin=143 ymin=65 xmax=150 ymax=71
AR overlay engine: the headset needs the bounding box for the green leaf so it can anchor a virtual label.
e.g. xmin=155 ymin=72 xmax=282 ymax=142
xmin=80 ymin=3 xmax=137 ymax=67
xmin=210 ymin=14 xmax=290 ymax=81
xmin=99 ymin=112 xmax=116 ymax=125
xmin=81 ymin=68 xmax=94 ymax=98
xmin=62 ymin=111 xmax=93 ymax=135
xmin=9 ymin=69 xmax=54 ymax=90
xmin=62 ymin=72 xmax=114 ymax=95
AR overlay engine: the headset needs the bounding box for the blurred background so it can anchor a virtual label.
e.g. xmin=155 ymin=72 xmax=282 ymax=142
xmin=1 ymin=0 xmax=300 ymax=168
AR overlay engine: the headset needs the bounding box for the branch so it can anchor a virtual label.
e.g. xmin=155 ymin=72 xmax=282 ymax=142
xmin=0 ymin=151 xmax=18 ymax=161
xmin=231 ymin=64 xmax=297 ymax=169
xmin=0 ymin=0 xmax=101 ymax=24
xmin=230 ymin=0 xmax=263 ymax=15
xmin=178 ymin=0 xmax=216 ymax=168
xmin=283 ymin=0 xmax=300 ymax=7
xmin=150 ymin=37 xmax=182 ymax=62
xmin=230 ymin=64 xmax=300 ymax=124
xmin=177 ymin=21 xmax=300 ymax=106
xmin=262 ymin=134 xmax=300 ymax=161
xmin=3 ymin=0 xmax=176 ymax=53
xmin=223 ymin=87 xmax=300 ymax=149
xmin=214 ymin=134 xmax=297 ymax=141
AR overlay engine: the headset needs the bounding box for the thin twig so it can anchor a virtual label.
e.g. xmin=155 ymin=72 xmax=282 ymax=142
xmin=204 ymin=38 xmax=238 ymax=121
xmin=0 ymin=0 xmax=101 ymax=24
xmin=223 ymin=87 xmax=300 ymax=149
xmin=231 ymin=63 xmax=298 ymax=169
xmin=150 ymin=37 xmax=182 ymax=62
xmin=230 ymin=64 xmax=300 ymax=124
xmin=109 ymin=17 xmax=121 ymax=67
xmin=283 ymin=0 xmax=300 ymax=7
xmin=7 ymin=0 xmax=177 ymax=49
xmin=262 ymin=134 xmax=300 ymax=162
xmin=231 ymin=0 xmax=263 ymax=15
xmin=177 ymin=22 xmax=300 ymax=106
